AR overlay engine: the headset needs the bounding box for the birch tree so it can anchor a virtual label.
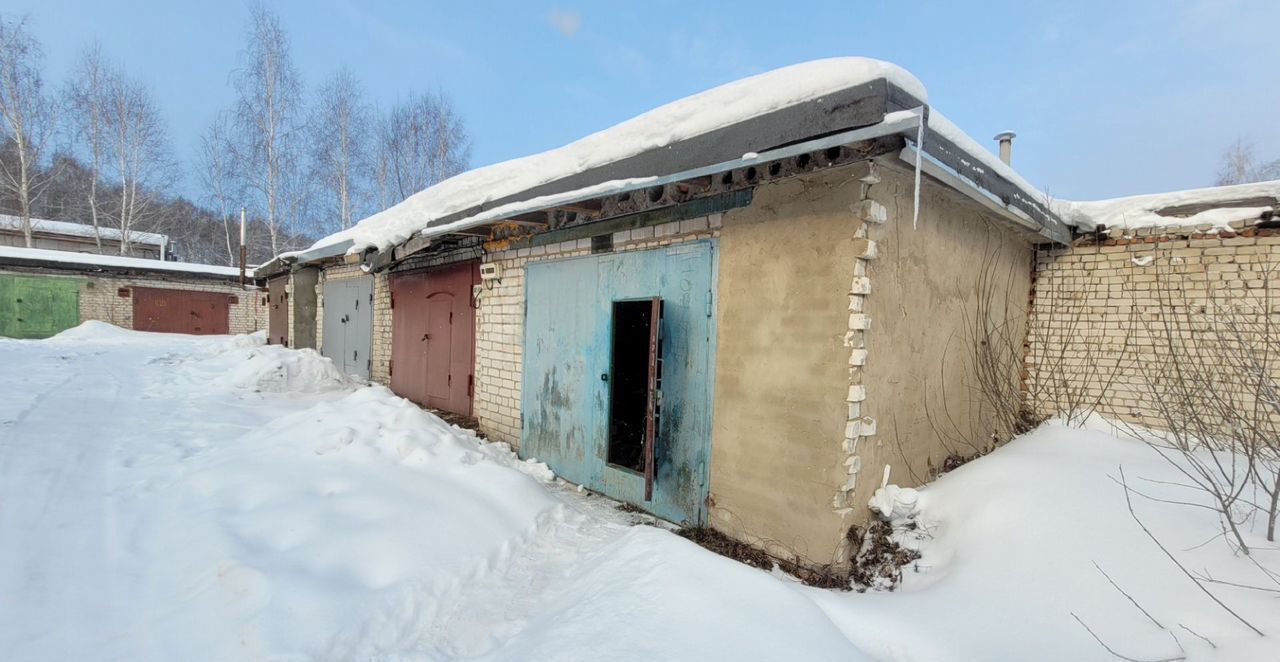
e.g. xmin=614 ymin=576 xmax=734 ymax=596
xmin=63 ymin=44 xmax=109 ymax=252
xmin=0 ymin=16 xmax=58 ymax=247
xmin=1216 ymin=138 xmax=1280 ymax=186
xmin=232 ymin=3 xmax=304 ymax=255
xmin=372 ymin=109 xmax=394 ymax=211
xmin=379 ymin=91 xmax=470 ymax=203
xmin=309 ymin=67 xmax=371 ymax=232
xmin=197 ymin=111 xmax=239 ymax=265
xmin=103 ymin=72 xmax=176 ymax=255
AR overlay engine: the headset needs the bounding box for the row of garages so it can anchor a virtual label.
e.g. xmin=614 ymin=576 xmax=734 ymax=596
xmin=266 ymin=260 xmax=479 ymax=417
xmin=0 ymin=247 xmax=263 ymax=339
xmin=249 ymin=62 xmax=1058 ymax=570
xmin=258 ymin=153 xmax=1036 ymax=566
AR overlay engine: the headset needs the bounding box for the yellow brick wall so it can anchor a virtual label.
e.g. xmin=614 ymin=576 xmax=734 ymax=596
xmin=1027 ymin=221 xmax=1280 ymax=429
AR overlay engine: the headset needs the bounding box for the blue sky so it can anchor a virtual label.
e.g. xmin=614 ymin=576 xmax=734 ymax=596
xmin=4 ymin=0 xmax=1278 ymax=202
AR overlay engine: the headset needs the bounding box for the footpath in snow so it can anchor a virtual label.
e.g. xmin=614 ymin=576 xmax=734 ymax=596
xmin=0 ymin=323 xmax=1277 ymax=661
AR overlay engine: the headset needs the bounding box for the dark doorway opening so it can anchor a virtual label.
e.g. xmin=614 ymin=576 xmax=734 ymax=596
xmin=607 ymin=298 xmax=663 ymax=477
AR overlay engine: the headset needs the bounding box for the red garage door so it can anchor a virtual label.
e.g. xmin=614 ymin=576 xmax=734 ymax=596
xmin=390 ymin=262 xmax=479 ymax=416
xmin=267 ymin=276 xmax=288 ymax=345
xmin=132 ymin=287 xmax=231 ymax=335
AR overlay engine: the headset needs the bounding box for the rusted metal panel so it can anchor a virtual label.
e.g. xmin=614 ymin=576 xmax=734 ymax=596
xmin=132 ymin=287 xmax=230 ymax=335
xmin=267 ymin=276 xmax=288 ymax=346
xmin=643 ymin=296 xmax=662 ymax=501
xmin=522 ymin=241 xmax=717 ymax=525
xmin=390 ymin=261 xmax=479 ymax=415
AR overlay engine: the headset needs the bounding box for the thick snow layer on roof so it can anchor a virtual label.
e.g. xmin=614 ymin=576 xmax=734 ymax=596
xmin=0 ymin=215 xmax=166 ymax=246
xmin=1059 ymin=180 xmax=1280 ymax=231
xmin=0 ymin=245 xmax=241 ymax=277
xmin=308 ymin=57 xmax=926 ymax=256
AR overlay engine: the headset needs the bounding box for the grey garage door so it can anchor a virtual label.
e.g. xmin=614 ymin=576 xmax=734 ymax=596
xmin=322 ymin=276 xmax=373 ymax=379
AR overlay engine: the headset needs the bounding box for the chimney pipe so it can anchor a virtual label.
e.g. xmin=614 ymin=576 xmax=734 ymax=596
xmin=993 ymin=131 xmax=1016 ymax=165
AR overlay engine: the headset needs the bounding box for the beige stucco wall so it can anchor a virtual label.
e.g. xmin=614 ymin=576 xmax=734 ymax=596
xmin=707 ymin=164 xmax=870 ymax=567
xmin=705 ymin=162 xmax=1034 ymax=568
xmin=1027 ymin=222 xmax=1280 ymax=430
xmin=855 ymin=165 xmax=1033 ymax=512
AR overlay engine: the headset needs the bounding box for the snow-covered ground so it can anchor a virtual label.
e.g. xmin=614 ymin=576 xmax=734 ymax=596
xmin=1 ymin=325 xmax=1277 ymax=661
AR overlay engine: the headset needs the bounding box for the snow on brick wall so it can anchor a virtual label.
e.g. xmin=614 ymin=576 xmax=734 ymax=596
xmin=474 ymin=218 xmax=720 ymax=448
xmin=1027 ymin=220 xmax=1280 ymax=430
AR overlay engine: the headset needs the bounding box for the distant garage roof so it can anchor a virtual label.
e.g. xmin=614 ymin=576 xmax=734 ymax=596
xmin=0 ymin=215 xmax=168 ymax=247
xmin=0 ymin=246 xmax=247 ymax=282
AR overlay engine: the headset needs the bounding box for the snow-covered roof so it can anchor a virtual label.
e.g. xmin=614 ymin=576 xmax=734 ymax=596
xmin=275 ymin=57 xmax=1280 ymax=264
xmin=306 ymin=57 xmax=928 ymax=257
xmin=0 ymin=215 xmax=167 ymax=247
xmin=0 ymin=245 xmax=243 ymax=278
xmin=1059 ymin=180 xmax=1280 ymax=231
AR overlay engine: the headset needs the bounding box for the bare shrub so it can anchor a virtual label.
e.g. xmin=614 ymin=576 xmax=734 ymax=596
xmin=926 ymin=238 xmax=1122 ymax=477
xmin=1121 ymin=255 xmax=1280 ymax=550
xmin=1024 ymin=246 xmax=1131 ymax=427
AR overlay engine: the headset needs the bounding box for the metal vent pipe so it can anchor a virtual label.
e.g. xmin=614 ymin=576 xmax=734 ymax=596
xmin=993 ymin=131 xmax=1016 ymax=165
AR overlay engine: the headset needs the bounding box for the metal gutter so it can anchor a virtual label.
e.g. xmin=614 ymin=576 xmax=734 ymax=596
xmin=415 ymin=108 xmax=927 ymax=245
xmin=896 ymin=144 xmax=1070 ymax=244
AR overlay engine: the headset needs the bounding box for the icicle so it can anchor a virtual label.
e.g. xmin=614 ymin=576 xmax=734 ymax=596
xmin=911 ymin=105 xmax=930 ymax=230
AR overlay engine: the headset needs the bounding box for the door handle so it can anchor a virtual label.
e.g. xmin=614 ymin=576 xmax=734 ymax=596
xmin=422 ymin=333 xmax=430 ymax=341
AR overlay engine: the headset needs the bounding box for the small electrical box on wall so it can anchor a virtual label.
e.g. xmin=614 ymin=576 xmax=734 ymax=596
xmin=479 ymin=262 xmax=501 ymax=282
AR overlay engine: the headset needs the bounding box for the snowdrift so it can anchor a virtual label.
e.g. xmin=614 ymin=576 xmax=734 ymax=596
xmin=4 ymin=330 xmax=1278 ymax=661
xmin=814 ymin=420 xmax=1280 ymax=661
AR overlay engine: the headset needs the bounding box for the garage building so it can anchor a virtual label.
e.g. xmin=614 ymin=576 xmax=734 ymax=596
xmin=0 ymin=246 xmax=265 ymax=338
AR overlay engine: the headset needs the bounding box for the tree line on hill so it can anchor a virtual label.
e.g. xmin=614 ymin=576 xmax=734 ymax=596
xmin=0 ymin=3 xmax=469 ymax=266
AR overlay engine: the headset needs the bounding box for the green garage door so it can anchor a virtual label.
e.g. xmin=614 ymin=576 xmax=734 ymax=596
xmin=0 ymin=274 xmax=81 ymax=339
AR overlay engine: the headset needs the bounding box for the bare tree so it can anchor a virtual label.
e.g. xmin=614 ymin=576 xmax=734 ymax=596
xmin=102 ymin=71 xmax=177 ymax=255
xmin=309 ymin=67 xmax=371 ymax=233
xmin=372 ymin=108 xmax=394 ymax=211
xmin=379 ymin=90 xmax=470 ymax=202
xmin=1215 ymin=138 xmax=1280 ymax=186
xmin=63 ymin=44 xmax=109 ymax=252
xmin=232 ymin=3 xmax=305 ymax=255
xmin=197 ymin=111 xmax=239 ymax=265
xmin=0 ymin=15 xmax=58 ymax=247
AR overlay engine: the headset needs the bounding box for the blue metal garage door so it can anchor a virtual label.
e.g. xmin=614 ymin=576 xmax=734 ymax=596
xmin=521 ymin=241 xmax=717 ymax=525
